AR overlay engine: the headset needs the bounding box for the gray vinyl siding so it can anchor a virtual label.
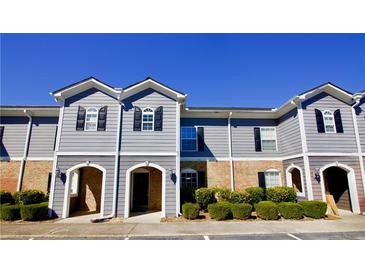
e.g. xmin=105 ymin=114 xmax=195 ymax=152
xmin=180 ymin=118 xmax=229 ymax=158
xmin=51 ymin=155 xmax=115 ymax=217
xmin=59 ymin=88 xmax=119 ymax=152
xmin=308 ymin=156 xmax=364 ymax=204
xmin=355 ymin=98 xmax=365 ymax=152
xmin=28 ymin=117 xmax=58 ymax=158
xmin=0 ymin=116 xmax=29 ymax=158
xmin=120 ymin=89 xmax=177 ymax=153
xmin=282 ymin=157 xmax=307 ymax=200
xmin=231 ymin=119 xmax=280 ymax=157
xmin=277 ymin=108 xmax=302 ymax=156
xmin=302 ymin=92 xmax=357 ymax=153
xmin=117 ymin=156 xmax=176 ymax=217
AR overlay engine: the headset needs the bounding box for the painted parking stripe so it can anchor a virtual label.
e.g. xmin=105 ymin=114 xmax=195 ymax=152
xmin=287 ymin=233 xmax=302 ymax=240
xmin=203 ymin=235 xmax=210 ymax=240
xmin=124 ymin=237 xmax=129 ymax=240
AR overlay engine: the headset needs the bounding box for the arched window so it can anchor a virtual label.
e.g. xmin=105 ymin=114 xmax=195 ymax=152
xmin=264 ymin=168 xmax=281 ymax=187
xmin=181 ymin=168 xmax=198 ymax=189
xmin=323 ymin=110 xmax=336 ymax=133
xmin=142 ymin=107 xmax=154 ymax=131
xmin=85 ymin=107 xmax=98 ymax=131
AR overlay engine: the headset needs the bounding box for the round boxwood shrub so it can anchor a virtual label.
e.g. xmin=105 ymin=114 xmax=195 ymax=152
xmin=0 ymin=204 xmax=21 ymax=220
xmin=0 ymin=191 xmax=14 ymax=205
xmin=14 ymin=190 xmax=46 ymax=205
xmin=208 ymin=201 xmax=232 ymax=221
xmin=299 ymin=200 xmax=327 ymax=219
xmin=245 ymin=187 xmax=265 ymax=204
xmin=266 ymin=186 xmax=297 ymax=203
xmin=230 ymin=203 xmax=252 ymax=220
xmin=182 ymin=203 xmax=200 ymax=220
xmin=20 ymin=202 xmax=49 ymax=221
xmin=195 ymin=188 xmax=216 ymax=210
xmin=255 ymin=201 xmax=279 ymax=220
xmin=229 ymin=191 xmax=249 ymax=204
xmin=213 ymin=187 xmax=232 ymax=202
xmin=278 ymin=202 xmax=303 ymax=219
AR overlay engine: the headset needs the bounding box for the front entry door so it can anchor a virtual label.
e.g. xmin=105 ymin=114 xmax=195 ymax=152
xmin=132 ymin=173 xmax=149 ymax=211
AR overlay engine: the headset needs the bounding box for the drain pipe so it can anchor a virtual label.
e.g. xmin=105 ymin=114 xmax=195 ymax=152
xmin=17 ymin=110 xmax=32 ymax=191
xmin=228 ymin=112 xmax=234 ymax=191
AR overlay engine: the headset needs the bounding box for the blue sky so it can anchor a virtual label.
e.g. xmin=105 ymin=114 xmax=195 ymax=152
xmin=1 ymin=34 xmax=364 ymax=107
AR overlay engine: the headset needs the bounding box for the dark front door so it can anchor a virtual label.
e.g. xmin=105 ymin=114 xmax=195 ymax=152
xmin=132 ymin=173 xmax=149 ymax=211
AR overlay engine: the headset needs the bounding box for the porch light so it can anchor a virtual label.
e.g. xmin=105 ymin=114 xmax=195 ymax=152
xmin=314 ymin=168 xmax=320 ymax=182
xmin=55 ymin=166 xmax=61 ymax=178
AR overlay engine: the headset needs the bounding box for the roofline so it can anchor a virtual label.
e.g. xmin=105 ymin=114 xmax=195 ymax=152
xmin=122 ymin=77 xmax=186 ymax=96
xmin=52 ymin=76 xmax=115 ymax=95
xmin=186 ymin=106 xmax=274 ymax=111
xmin=0 ymin=105 xmax=59 ymax=108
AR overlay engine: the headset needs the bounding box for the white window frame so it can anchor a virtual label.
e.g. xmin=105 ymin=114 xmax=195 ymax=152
xmin=322 ymin=109 xmax=336 ymax=133
xmin=285 ymin=164 xmax=305 ymax=197
xmin=70 ymin=170 xmax=80 ymax=197
xmin=84 ymin=107 xmax=98 ymax=131
xmin=260 ymin=127 xmax=278 ymax=151
xmin=142 ymin=107 xmax=154 ymax=131
xmin=180 ymin=126 xmax=198 ymax=152
xmin=264 ymin=168 xmax=282 ymax=187
xmin=181 ymin=168 xmax=199 ymax=189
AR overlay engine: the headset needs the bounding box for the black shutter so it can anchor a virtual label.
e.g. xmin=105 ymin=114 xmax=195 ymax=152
xmin=154 ymin=106 xmax=163 ymax=131
xmin=133 ymin=106 xmax=142 ymax=131
xmin=197 ymin=127 xmax=204 ymax=151
xmin=315 ymin=109 xmax=325 ymax=133
xmin=254 ymin=127 xmax=262 ymax=152
xmin=258 ymin=172 xmax=266 ymax=188
xmin=198 ymin=171 xmax=206 ymax=188
xmin=76 ymin=106 xmax=86 ymax=131
xmin=334 ymin=109 xmax=344 ymax=133
xmin=53 ymin=126 xmax=58 ymax=151
xmin=0 ymin=126 xmax=4 ymax=143
xmin=97 ymin=106 xmax=108 ymax=131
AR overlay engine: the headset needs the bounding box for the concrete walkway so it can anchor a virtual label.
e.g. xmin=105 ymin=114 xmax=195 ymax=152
xmin=1 ymin=212 xmax=364 ymax=239
xmin=56 ymin=213 xmax=100 ymax=224
xmin=124 ymin=211 xmax=162 ymax=223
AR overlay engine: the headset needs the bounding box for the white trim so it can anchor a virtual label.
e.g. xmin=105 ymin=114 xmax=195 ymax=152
xmin=322 ymin=109 xmax=337 ymax=133
xmin=17 ymin=112 xmax=32 ymax=191
xmin=318 ymin=162 xmax=360 ymax=214
xmin=112 ymin=101 xmax=122 ymax=217
xmin=260 ymin=126 xmax=278 ymax=152
xmin=180 ymin=126 xmax=198 ymax=152
xmin=307 ymin=152 xmax=359 ymax=157
xmin=285 ymin=164 xmax=305 ymax=197
xmin=56 ymin=151 xmax=115 ymax=156
xmin=228 ymin=112 xmax=234 ymax=191
xmin=84 ymin=107 xmax=98 ymax=131
xmin=24 ymin=157 xmax=54 ymax=161
xmin=120 ymin=151 xmax=177 ymax=156
xmin=0 ymin=157 xmax=23 ymax=161
xmin=264 ymin=168 xmax=282 ymax=187
xmin=62 ymin=163 xmax=107 ymax=218
xmin=141 ymin=107 xmax=154 ymax=131
xmin=176 ymin=102 xmax=181 ymax=216
xmin=180 ymin=157 xmax=230 ymax=161
xmin=124 ymin=162 xmax=166 ymax=218
xmin=180 ymin=154 xmax=304 ymax=162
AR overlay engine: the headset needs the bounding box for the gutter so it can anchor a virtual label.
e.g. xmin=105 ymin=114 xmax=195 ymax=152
xmin=17 ymin=110 xmax=32 ymax=191
xmin=228 ymin=112 xmax=234 ymax=191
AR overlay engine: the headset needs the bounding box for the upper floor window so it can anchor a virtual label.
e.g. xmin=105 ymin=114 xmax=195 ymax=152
xmin=322 ymin=110 xmax=336 ymax=133
xmin=181 ymin=127 xmax=197 ymax=151
xmin=84 ymin=107 xmax=98 ymax=131
xmin=181 ymin=168 xmax=198 ymax=188
xmin=264 ymin=169 xmax=281 ymax=187
xmin=142 ymin=107 xmax=154 ymax=131
xmin=260 ymin=127 xmax=277 ymax=151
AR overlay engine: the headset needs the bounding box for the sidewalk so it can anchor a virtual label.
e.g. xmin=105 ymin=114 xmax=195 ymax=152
xmin=1 ymin=213 xmax=364 ymax=239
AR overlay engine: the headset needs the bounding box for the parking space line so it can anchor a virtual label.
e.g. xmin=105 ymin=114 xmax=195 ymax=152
xmin=287 ymin=233 xmax=302 ymax=240
xmin=203 ymin=235 xmax=210 ymax=240
xmin=124 ymin=237 xmax=129 ymax=240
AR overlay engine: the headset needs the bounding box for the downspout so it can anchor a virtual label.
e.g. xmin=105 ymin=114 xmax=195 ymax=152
xmin=17 ymin=110 xmax=32 ymax=191
xmin=351 ymin=96 xmax=365 ymax=196
xmin=176 ymin=101 xmax=181 ymax=216
xmin=228 ymin=112 xmax=234 ymax=191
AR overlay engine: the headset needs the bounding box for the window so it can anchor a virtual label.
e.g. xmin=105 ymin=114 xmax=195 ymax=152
xmin=323 ymin=110 xmax=336 ymax=133
xmin=261 ymin=127 xmax=277 ymax=151
xmin=70 ymin=170 xmax=79 ymax=197
xmin=181 ymin=127 xmax=197 ymax=151
xmin=181 ymin=169 xmax=198 ymax=188
xmin=142 ymin=107 xmax=154 ymax=131
xmin=265 ymin=169 xmax=281 ymax=187
xmin=84 ymin=107 xmax=98 ymax=131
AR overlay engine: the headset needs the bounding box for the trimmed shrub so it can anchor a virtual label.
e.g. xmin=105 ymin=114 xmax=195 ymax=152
xmin=180 ymin=187 xmax=196 ymax=203
xmin=0 ymin=204 xmax=21 ymax=220
xmin=245 ymin=187 xmax=265 ymax=204
xmin=195 ymin=188 xmax=216 ymax=210
xmin=255 ymin=201 xmax=279 ymax=220
xmin=266 ymin=186 xmax=297 ymax=203
xmin=14 ymin=189 xmax=46 ymax=205
xmin=229 ymin=191 xmax=249 ymax=204
xmin=299 ymin=200 xmax=327 ymax=219
xmin=230 ymin=203 xmax=252 ymax=220
xmin=279 ymin=202 xmax=303 ymax=219
xmin=0 ymin=191 xmax=14 ymax=205
xmin=213 ymin=187 xmax=231 ymax=202
xmin=182 ymin=203 xmax=200 ymax=220
xmin=20 ymin=202 xmax=49 ymax=221
xmin=208 ymin=201 xmax=232 ymax=220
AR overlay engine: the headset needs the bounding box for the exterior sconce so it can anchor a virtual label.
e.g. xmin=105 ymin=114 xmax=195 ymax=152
xmin=168 ymin=168 xmax=176 ymax=182
xmin=314 ymin=168 xmax=320 ymax=182
xmin=55 ymin=166 xmax=61 ymax=178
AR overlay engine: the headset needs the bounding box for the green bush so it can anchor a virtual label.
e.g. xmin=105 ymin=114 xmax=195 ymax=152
xmin=195 ymin=188 xmax=216 ymax=210
xmin=255 ymin=201 xmax=279 ymax=220
xmin=180 ymin=187 xmax=196 ymax=203
xmin=245 ymin=187 xmax=265 ymax=204
xmin=299 ymin=200 xmax=327 ymax=219
xmin=208 ymin=201 xmax=232 ymax=220
xmin=266 ymin=186 xmax=297 ymax=203
xmin=0 ymin=204 xmax=21 ymax=220
xmin=20 ymin=202 xmax=49 ymax=221
xmin=14 ymin=189 xmax=46 ymax=205
xmin=230 ymin=203 xmax=252 ymax=220
xmin=0 ymin=191 xmax=14 ymax=205
xmin=212 ymin=187 xmax=232 ymax=201
xmin=182 ymin=203 xmax=200 ymax=220
xmin=278 ymin=202 xmax=303 ymax=219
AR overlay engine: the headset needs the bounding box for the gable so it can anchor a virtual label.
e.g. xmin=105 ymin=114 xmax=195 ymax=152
xmin=301 ymin=91 xmax=352 ymax=110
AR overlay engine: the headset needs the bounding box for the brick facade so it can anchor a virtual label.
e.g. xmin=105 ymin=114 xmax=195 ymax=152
xmin=78 ymin=167 xmax=103 ymax=212
xmin=0 ymin=161 xmax=20 ymax=192
xmin=147 ymin=167 xmax=162 ymax=211
xmin=22 ymin=160 xmax=53 ymax=192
